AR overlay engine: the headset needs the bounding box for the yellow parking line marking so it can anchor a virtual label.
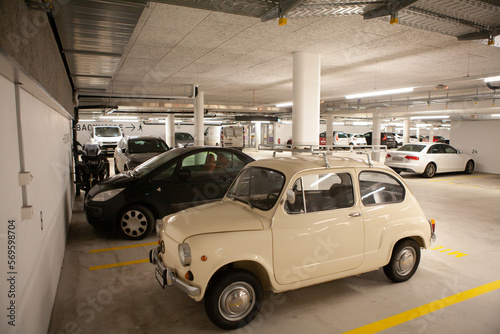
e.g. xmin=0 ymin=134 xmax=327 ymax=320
xmin=343 ymin=279 xmax=500 ymax=334
xmin=89 ymin=242 xmax=157 ymax=253
xmin=89 ymin=258 xmax=149 ymax=271
xmin=429 ymin=175 xmax=489 ymax=182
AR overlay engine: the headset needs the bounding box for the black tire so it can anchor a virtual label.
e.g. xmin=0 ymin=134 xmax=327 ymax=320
xmin=464 ymin=160 xmax=474 ymax=174
xmin=117 ymin=205 xmax=154 ymax=240
xmin=204 ymin=269 xmax=263 ymax=330
xmin=383 ymin=239 xmax=420 ymax=283
xmin=422 ymin=163 xmax=436 ymax=178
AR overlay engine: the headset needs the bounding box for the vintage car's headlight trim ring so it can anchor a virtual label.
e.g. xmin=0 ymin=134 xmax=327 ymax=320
xmin=178 ymin=243 xmax=192 ymax=267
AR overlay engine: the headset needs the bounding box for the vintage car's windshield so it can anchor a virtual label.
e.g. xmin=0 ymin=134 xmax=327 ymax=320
xmin=227 ymin=167 xmax=285 ymax=211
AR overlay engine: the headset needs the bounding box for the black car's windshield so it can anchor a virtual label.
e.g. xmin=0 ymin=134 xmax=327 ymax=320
xmin=227 ymin=167 xmax=285 ymax=211
xmin=397 ymin=144 xmax=426 ymax=152
xmin=132 ymin=148 xmax=186 ymax=177
xmin=129 ymin=139 xmax=169 ymax=153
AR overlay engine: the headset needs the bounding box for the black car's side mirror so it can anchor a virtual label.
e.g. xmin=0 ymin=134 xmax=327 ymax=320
xmin=177 ymin=168 xmax=192 ymax=180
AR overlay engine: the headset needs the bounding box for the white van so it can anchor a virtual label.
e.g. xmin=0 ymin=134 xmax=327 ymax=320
xmin=91 ymin=126 xmax=123 ymax=152
xmin=204 ymin=126 xmax=222 ymax=146
xmin=221 ymin=125 xmax=244 ymax=149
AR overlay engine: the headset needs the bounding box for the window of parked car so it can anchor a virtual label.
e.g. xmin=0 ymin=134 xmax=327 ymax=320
xmin=128 ymin=139 xmax=168 ymax=153
xmin=442 ymin=145 xmax=457 ymax=154
xmin=397 ymin=144 xmax=426 ymax=152
xmin=359 ymin=171 xmax=405 ymax=206
xmin=428 ymin=145 xmax=446 ymax=154
xmin=285 ymin=172 xmax=354 ymax=214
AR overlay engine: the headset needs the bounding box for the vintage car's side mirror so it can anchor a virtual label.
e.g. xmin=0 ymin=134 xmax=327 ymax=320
xmin=286 ymin=189 xmax=295 ymax=204
xmin=178 ymin=168 xmax=192 ymax=180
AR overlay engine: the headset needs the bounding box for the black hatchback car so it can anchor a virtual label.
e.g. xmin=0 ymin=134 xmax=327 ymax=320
xmin=364 ymin=132 xmax=397 ymax=149
xmin=85 ymin=147 xmax=254 ymax=240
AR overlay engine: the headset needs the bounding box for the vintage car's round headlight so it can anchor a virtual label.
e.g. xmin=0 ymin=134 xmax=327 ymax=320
xmin=178 ymin=243 xmax=191 ymax=267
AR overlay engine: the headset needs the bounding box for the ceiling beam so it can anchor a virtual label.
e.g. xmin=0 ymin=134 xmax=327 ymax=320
xmin=261 ymin=0 xmax=305 ymax=22
xmin=363 ymin=0 xmax=418 ymax=20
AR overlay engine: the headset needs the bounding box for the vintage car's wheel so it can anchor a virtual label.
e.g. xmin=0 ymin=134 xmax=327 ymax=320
xmin=464 ymin=160 xmax=474 ymax=174
xmin=383 ymin=239 xmax=420 ymax=282
xmin=118 ymin=205 xmax=154 ymax=240
xmin=204 ymin=269 xmax=263 ymax=330
xmin=422 ymin=163 xmax=436 ymax=178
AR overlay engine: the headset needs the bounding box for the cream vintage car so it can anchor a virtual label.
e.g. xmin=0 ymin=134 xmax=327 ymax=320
xmin=150 ymin=153 xmax=436 ymax=330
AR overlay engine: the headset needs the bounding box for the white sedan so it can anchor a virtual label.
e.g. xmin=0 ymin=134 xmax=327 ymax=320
xmin=384 ymin=143 xmax=475 ymax=178
xmin=348 ymin=133 xmax=367 ymax=145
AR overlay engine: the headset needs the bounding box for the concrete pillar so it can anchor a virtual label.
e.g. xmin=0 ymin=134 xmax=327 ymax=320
xmin=165 ymin=115 xmax=175 ymax=148
xmin=194 ymin=90 xmax=204 ymax=146
xmin=372 ymin=113 xmax=382 ymax=161
xmin=429 ymin=125 xmax=434 ymax=143
xmin=326 ymin=113 xmax=334 ymax=146
xmin=254 ymin=122 xmax=261 ymax=149
xmin=403 ymin=118 xmax=410 ymax=144
xmin=292 ymin=52 xmax=320 ymax=148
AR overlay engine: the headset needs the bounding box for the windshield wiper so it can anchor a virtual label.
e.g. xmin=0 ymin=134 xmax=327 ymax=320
xmin=228 ymin=193 xmax=253 ymax=209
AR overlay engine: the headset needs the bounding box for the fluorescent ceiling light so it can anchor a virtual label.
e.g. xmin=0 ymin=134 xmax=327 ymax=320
xmin=346 ymin=87 xmax=413 ymax=100
xmin=484 ymin=76 xmax=500 ymax=83
xmin=387 ymin=123 xmax=404 ymax=127
xmin=353 ymin=121 xmax=372 ymax=126
xmin=492 ymin=114 xmax=500 ymax=117
xmin=100 ymin=116 xmax=137 ymax=120
xmin=79 ymin=119 xmax=97 ymax=122
xmin=281 ymin=120 xmax=293 ymax=124
xmin=410 ymin=115 xmax=449 ymax=120
xmin=332 ymin=122 xmax=345 ymax=125
xmin=276 ymin=102 xmax=293 ymax=107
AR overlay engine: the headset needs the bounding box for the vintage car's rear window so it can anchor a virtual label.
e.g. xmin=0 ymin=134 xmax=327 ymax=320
xmin=359 ymin=171 xmax=405 ymax=206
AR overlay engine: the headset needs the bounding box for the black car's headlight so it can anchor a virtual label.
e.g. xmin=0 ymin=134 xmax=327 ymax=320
xmin=92 ymin=188 xmax=125 ymax=202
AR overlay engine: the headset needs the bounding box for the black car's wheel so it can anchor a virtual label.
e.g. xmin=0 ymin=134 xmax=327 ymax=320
xmin=118 ymin=205 xmax=154 ymax=240
xmin=204 ymin=269 xmax=263 ymax=330
xmin=422 ymin=163 xmax=436 ymax=178
xmin=464 ymin=160 xmax=474 ymax=174
xmin=383 ymin=239 xmax=420 ymax=283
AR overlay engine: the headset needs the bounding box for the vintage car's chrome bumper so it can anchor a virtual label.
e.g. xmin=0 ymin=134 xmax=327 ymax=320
xmin=149 ymin=248 xmax=200 ymax=296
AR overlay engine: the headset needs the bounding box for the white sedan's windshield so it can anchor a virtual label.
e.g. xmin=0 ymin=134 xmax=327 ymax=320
xmin=227 ymin=167 xmax=285 ymax=211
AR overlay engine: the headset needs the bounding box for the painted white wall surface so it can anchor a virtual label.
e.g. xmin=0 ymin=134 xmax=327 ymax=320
xmin=76 ymin=122 xmax=195 ymax=145
xmin=0 ymin=75 xmax=73 ymax=334
xmin=450 ymin=120 xmax=500 ymax=174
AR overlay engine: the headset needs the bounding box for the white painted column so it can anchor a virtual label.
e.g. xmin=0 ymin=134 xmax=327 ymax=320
xmin=326 ymin=113 xmax=334 ymax=146
xmin=292 ymin=52 xmax=320 ymax=149
xmin=165 ymin=115 xmax=175 ymax=148
xmin=372 ymin=113 xmax=382 ymax=161
xmin=254 ymin=122 xmax=261 ymax=149
xmin=194 ymin=90 xmax=204 ymax=146
xmin=429 ymin=125 xmax=434 ymax=143
xmin=416 ymin=126 xmax=421 ymax=140
xmin=403 ymin=118 xmax=410 ymax=144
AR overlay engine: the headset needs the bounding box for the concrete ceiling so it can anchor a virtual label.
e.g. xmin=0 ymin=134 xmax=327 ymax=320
xmin=53 ymin=0 xmax=500 ymax=121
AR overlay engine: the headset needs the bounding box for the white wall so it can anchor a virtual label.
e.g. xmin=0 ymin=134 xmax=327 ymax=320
xmin=0 ymin=74 xmax=73 ymax=334
xmin=76 ymin=122 xmax=194 ymax=145
xmin=450 ymin=119 xmax=500 ymax=174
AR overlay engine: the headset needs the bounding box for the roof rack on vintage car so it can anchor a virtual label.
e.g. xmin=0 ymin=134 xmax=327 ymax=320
xmin=257 ymin=144 xmax=388 ymax=168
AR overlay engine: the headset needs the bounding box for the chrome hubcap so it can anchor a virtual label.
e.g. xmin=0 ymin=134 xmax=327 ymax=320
xmin=396 ymin=247 xmax=416 ymax=276
xmin=218 ymin=282 xmax=255 ymax=321
xmin=120 ymin=210 xmax=147 ymax=237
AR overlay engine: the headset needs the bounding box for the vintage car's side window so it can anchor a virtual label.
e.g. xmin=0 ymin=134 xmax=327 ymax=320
xmin=359 ymin=171 xmax=405 ymax=206
xmin=284 ymin=178 xmax=305 ymax=214
xmin=286 ymin=172 xmax=354 ymax=214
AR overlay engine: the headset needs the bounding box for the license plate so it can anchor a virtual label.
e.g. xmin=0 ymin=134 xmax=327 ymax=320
xmin=155 ymin=268 xmax=166 ymax=288
xmin=392 ymin=156 xmax=403 ymax=161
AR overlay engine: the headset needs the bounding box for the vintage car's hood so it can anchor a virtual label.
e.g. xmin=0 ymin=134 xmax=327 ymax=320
xmin=164 ymin=201 xmax=264 ymax=243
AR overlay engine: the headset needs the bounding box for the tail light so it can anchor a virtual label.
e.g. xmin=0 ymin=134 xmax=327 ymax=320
xmin=386 ymin=154 xmax=391 ymax=158
xmin=405 ymin=155 xmax=419 ymax=160
xmin=382 ymin=134 xmax=387 ymax=140
xmin=430 ymin=219 xmax=436 ymax=233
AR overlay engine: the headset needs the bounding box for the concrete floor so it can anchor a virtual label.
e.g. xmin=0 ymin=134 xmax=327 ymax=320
xmin=48 ymin=150 xmax=500 ymax=334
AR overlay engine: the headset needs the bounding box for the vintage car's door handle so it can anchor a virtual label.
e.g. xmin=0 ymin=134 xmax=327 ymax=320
xmin=349 ymin=212 xmax=362 ymax=217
